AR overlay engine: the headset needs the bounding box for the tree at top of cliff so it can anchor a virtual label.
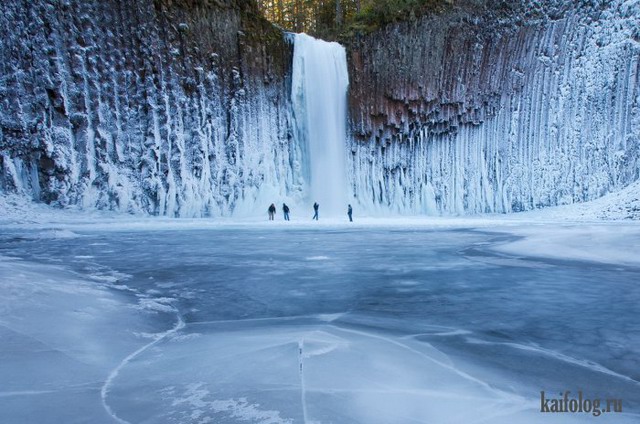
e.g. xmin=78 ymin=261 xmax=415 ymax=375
xmin=254 ymin=0 xmax=528 ymax=39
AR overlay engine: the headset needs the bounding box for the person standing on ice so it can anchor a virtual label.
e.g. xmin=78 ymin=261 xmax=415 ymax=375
xmin=312 ymin=202 xmax=319 ymax=220
xmin=347 ymin=204 xmax=353 ymax=222
xmin=283 ymin=203 xmax=290 ymax=221
xmin=268 ymin=203 xmax=276 ymax=221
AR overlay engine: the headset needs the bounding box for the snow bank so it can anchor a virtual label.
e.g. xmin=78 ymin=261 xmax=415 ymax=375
xmin=489 ymin=223 xmax=640 ymax=267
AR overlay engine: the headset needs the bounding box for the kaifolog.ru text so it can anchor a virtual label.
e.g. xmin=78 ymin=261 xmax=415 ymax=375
xmin=540 ymin=391 xmax=622 ymax=416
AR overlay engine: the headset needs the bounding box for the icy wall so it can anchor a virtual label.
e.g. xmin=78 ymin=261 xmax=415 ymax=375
xmin=2 ymin=0 xmax=639 ymax=217
xmin=347 ymin=0 xmax=640 ymax=214
xmin=0 ymin=0 xmax=300 ymax=216
xmin=291 ymin=33 xmax=350 ymax=216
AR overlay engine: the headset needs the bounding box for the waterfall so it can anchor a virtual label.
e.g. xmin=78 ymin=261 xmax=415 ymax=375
xmin=291 ymin=33 xmax=350 ymax=217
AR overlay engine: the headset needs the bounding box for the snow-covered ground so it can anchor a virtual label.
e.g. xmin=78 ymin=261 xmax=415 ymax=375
xmin=2 ymin=182 xmax=640 ymax=266
xmin=1 ymin=195 xmax=639 ymax=423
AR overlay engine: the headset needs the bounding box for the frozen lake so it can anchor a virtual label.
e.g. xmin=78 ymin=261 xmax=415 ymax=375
xmin=1 ymin=223 xmax=639 ymax=423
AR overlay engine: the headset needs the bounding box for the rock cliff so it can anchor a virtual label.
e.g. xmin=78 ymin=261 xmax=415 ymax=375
xmin=2 ymin=0 xmax=638 ymax=216
xmin=346 ymin=0 xmax=640 ymax=213
xmin=0 ymin=0 xmax=296 ymax=216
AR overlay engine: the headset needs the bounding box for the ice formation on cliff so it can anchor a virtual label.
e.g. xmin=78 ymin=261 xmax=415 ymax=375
xmin=0 ymin=1 xmax=638 ymax=217
xmin=348 ymin=0 xmax=640 ymax=215
xmin=0 ymin=0 xmax=301 ymax=217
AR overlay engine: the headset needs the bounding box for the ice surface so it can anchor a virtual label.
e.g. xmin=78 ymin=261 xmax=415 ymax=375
xmin=0 ymin=255 xmax=180 ymax=423
xmin=488 ymin=223 xmax=640 ymax=267
xmin=1 ymin=218 xmax=639 ymax=423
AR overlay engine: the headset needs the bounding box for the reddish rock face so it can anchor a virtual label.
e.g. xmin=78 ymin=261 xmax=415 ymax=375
xmin=344 ymin=1 xmax=640 ymax=214
xmin=346 ymin=5 xmax=528 ymax=143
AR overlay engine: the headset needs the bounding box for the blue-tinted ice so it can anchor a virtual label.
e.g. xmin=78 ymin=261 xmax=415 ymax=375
xmin=0 ymin=226 xmax=638 ymax=423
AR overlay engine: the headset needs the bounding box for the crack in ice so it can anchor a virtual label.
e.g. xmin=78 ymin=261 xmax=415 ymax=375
xmin=100 ymin=312 xmax=185 ymax=424
xmin=330 ymin=325 xmax=523 ymax=402
xmin=298 ymin=339 xmax=309 ymax=424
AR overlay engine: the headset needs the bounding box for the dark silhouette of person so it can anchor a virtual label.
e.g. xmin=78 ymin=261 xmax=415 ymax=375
xmin=348 ymin=204 xmax=353 ymax=222
xmin=268 ymin=203 xmax=276 ymax=221
xmin=283 ymin=203 xmax=290 ymax=221
xmin=312 ymin=202 xmax=319 ymax=220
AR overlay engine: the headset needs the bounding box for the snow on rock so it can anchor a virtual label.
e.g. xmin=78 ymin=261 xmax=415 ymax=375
xmin=0 ymin=0 xmax=299 ymax=217
xmin=1 ymin=0 xmax=638 ymax=218
xmin=514 ymin=180 xmax=640 ymax=221
xmin=347 ymin=0 xmax=640 ymax=215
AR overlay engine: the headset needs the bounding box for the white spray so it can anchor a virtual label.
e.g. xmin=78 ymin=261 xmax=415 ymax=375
xmin=291 ymin=33 xmax=350 ymax=218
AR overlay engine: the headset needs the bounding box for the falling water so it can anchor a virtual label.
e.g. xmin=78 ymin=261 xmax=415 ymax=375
xmin=291 ymin=33 xmax=350 ymax=217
